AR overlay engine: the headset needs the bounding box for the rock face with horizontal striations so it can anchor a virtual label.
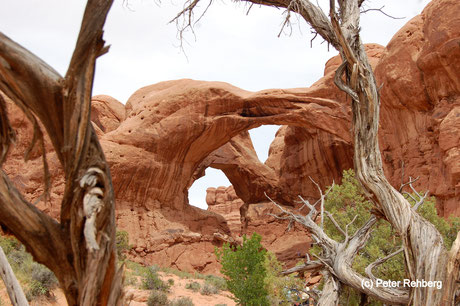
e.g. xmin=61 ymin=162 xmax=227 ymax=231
xmin=2 ymin=0 xmax=459 ymax=273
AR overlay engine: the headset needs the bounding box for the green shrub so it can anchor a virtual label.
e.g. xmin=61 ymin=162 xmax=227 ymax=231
xmin=160 ymin=266 xmax=193 ymax=279
xmin=0 ymin=236 xmax=20 ymax=255
xmin=116 ymin=230 xmax=130 ymax=260
xmin=147 ymin=290 xmax=169 ymax=306
xmin=214 ymin=304 xmax=227 ymax=306
xmin=125 ymin=260 xmax=149 ymax=276
xmin=204 ymin=275 xmax=227 ymax=291
xmin=170 ymin=296 xmax=194 ymax=306
xmin=168 ymin=278 xmax=175 ymax=286
xmin=215 ymin=233 xmax=269 ymax=306
xmin=25 ymin=263 xmax=58 ymax=301
xmin=142 ymin=266 xmax=170 ymax=292
xmin=0 ymin=235 xmax=58 ymax=301
xmin=185 ymin=281 xmax=201 ymax=292
xmin=200 ymin=282 xmax=219 ymax=295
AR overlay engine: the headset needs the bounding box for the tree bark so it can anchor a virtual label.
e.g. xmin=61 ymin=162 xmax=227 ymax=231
xmin=317 ymin=271 xmax=340 ymax=306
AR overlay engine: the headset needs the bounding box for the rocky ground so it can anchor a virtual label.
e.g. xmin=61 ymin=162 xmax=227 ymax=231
xmin=0 ymin=270 xmax=236 ymax=306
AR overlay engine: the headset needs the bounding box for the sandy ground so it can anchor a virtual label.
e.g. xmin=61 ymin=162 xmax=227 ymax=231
xmin=126 ymin=272 xmax=236 ymax=306
xmin=0 ymin=271 xmax=236 ymax=306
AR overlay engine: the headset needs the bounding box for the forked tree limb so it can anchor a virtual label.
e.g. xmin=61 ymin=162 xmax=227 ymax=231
xmin=365 ymin=247 xmax=403 ymax=282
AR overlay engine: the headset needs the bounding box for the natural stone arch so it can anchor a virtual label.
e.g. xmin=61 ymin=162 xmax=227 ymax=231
xmin=96 ymin=78 xmax=351 ymax=270
xmin=103 ymin=79 xmax=351 ymax=212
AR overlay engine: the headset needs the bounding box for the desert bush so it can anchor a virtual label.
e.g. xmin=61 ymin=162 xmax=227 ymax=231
xmin=147 ymin=290 xmax=169 ymax=306
xmin=215 ymin=233 xmax=269 ymax=306
xmin=185 ymin=281 xmax=201 ymax=292
xmin=200 ymin=282 xmax=219 ymax=295
xmin=0 ymin=235 xmax=20 ymax=255
xmin=160 ymin=266 xmax=194 ymax=279
xmin=168 ymin=278 xmax=175 ymax=286
xmin=170 ymin=296 xmax=195 ymax=306
xmin=116 ymin=230 xmax=130 ymax=260
xmin=204 ymin=275 xmax=227 ymax=291
xmin=25 ymin=263 xmax=58 ymax=301
xmin=142 ymin=266 xmax=170 ymax=292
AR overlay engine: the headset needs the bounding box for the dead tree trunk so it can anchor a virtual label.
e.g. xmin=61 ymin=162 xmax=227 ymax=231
xmin=0 ymin=0 xmax=124 ymax=304
xmin=0 ymin=246 xmax=28 ymax=306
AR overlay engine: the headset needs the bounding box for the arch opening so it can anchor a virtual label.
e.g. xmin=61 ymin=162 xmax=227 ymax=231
xmin=188 ymin=168 xmax=230 ymax=209
xmin=248 ymin=125 xmax=280 ymax=163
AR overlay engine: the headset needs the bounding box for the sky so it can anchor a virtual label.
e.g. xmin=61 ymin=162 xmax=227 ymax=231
xmin=1 ymin=0 xmax=431 ymax=208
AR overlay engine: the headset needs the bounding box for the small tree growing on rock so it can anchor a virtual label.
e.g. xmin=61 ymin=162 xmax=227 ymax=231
xmin=215 ymin=233 xmax=269 ymax=306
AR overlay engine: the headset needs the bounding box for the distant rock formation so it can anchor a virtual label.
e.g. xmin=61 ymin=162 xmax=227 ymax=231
xmin=3 ymin=0 xmax=458 ymax=273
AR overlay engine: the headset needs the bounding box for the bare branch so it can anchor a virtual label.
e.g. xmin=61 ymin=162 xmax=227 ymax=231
xmin=360 ymin=5 xmax=405 ymax=20
xmin=310 ymin=31 xmax=318 ymax=47
xmin=0 ymin=246 xmax=28 ymax=306
xmin=325 ymin=211 xmax=346 ymax=238
xmin=365 ymin=247 xmax=403 ymax=282
xmin=345 ymin=214 xmax=358 ymax=241
xmin=0 ymin=33 xmax=64 ymax=161
xmin=412 ymin=191 xmax=429 ymax=211
xmin=281 ymin=261 xmax=323 ymax=275
xmin=399 ymin=175 xmax=419 ymax=192
xmin=63 ymin=0 xmax=113 ymax=174
xmin=298 ymin=195 xmax=318 ymax=218
xmin=399 ymin=176 xmax=428 ymax=211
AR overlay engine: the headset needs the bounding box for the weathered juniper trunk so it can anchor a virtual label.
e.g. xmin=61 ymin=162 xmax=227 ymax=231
xmin=328 ymin=2 xmax=455 ymax=304
xmin=0 ymin=0 xmax=124 ymax=304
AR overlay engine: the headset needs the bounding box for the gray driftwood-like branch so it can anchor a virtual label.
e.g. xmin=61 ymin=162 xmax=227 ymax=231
xmin=266 ymin=194 xmax=409 ymax=304
xmin=0 ymin=246 xmax=28 ymax=306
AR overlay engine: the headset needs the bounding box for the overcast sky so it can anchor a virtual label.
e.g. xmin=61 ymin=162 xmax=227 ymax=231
xmin=1 ymin=0 xmax=431 ymax=208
